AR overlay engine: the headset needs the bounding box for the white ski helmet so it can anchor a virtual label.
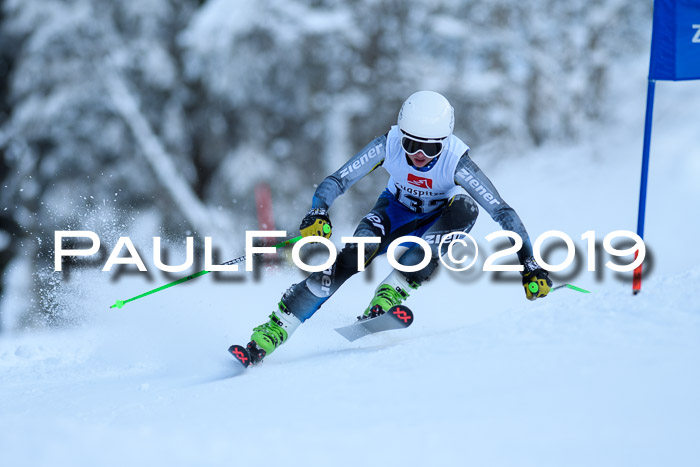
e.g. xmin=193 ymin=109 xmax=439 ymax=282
xmin=397 ymin=91 xmax=454 ymax=140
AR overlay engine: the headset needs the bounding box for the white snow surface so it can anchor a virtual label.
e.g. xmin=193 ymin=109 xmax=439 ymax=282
xmin=2 ymin=66 xmax=700 ymax=465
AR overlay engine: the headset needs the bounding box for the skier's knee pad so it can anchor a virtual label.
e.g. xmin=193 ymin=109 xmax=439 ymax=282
xmin=336 ymin=243 xmax=359 ymax=272
xmin=447 ymin=194 xmax=479 ymax=231
xmin=336 ymin=236 xmax=380 ymax=276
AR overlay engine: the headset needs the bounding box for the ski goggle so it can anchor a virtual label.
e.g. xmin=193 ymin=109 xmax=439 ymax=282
xmin=400 ymin=132 xmax=446 ymax=158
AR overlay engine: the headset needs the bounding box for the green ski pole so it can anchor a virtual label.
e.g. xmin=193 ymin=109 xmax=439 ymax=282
xmin=109 ymin=230 xmax=322 ymax=310
xmin=527 ymin=282 xmax=592 ymax=295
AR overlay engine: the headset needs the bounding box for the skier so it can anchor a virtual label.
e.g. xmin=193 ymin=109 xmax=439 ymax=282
xmin=242 ymin=90 xmax=551 ymax=364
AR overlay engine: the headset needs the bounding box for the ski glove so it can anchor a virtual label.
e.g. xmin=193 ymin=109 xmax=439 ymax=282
xmin=299 ymin=208 xmax=332 ymax=238
xmin=521 ymin=257 xmax=552 ymax=300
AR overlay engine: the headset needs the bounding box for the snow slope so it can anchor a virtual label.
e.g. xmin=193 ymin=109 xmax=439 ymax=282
xmin=2 ymin=64 xmax=700 ymax=466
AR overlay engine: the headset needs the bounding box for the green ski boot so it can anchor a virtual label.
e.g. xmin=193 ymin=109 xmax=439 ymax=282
xmin=359 ymin=270 xmax=419 ymax=321
xmin=248 ymin=301 xmax=301 ymax=364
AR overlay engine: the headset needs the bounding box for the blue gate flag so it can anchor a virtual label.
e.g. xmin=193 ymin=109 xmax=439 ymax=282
xmin=649 ymin=0 xmax=700 ymax=80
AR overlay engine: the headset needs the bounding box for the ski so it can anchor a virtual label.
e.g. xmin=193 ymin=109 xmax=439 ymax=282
xmin=229 ymin=305 xmax=414 ymax=366
xmin=228 ymin=344 xmax=252 ymax=368
xmin=335 ymin=305 xmax=414 ymax=342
